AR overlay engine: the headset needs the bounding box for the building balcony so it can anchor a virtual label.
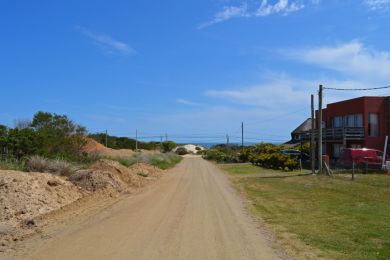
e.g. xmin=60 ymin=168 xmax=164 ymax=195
xmin=299 ymin=127 xmax=365 ymax=142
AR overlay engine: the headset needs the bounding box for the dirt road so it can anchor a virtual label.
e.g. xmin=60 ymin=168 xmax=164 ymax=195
xmin=24 ymin=157 xmax=280 ymax=260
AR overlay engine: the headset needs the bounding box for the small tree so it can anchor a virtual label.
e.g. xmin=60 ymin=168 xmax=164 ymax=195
xmin=162 ymin=141 xmax=177 ymax=153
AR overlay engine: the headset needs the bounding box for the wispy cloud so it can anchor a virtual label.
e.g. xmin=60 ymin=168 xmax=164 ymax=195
xmin=256 ymin=0 xmax=305 ymax=17
xmin=176 ymin=98 xmax=203 ymax=106
xmin=77 ymin=26 xmax=135 ymax=55
xmin=284 ymin=41 xmax=390 ymax=81
xmin=199 ymin=0 xmax=315 ymax=29
xmin=364 ymin=0 xmax=390 ymax=10
xmin=198 ymin=4 xmax=249 ymax=29
xmin=206 ymin=41 xmax=390 ymax=114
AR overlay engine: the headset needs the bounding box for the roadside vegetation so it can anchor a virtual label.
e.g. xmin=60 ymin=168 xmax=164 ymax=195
xmin=222 ymin=164 xmax=390 ymax=259
xmin=203 ymin=143 xmax=310 ymax=171
xmin=105 ymin=152 xmax=182 ymax=170
xmin=89 ymin=133 xmax=178 ymax=153
xmin=0 ymin=112 xmax=182 ymax=173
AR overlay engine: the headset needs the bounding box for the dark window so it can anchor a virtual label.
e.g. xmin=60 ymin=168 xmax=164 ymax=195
xmin=368 ymin=113 xmax=379 ymax=137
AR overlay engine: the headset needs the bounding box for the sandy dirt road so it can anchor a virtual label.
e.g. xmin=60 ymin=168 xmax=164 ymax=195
xmin=23 ymin=157 xmax=280 ymax=260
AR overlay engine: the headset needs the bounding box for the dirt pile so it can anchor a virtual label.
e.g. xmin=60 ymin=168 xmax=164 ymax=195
xmin=130 ymin=162 xmax=163 ymax=178
xmin=91 ymin=159 xmax=162 ymax=188
xmin=0 ymin=170 xmax=84 ymax=228
xmin=83 ymin=138 xmax=106 ymax=154
xmin=83 ymin=138 xmax=135 ymax=158
xmin=69 ymin=170 xmax=127 ymax=193
xmin=68 ymin=159 xmax=164 ymax=194
xmin=0 ymin=157 xmax=167 ymax=251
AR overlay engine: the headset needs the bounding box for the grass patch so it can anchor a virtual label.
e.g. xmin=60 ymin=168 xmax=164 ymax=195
xmin=137 ymin=172 xmax=149 ymax=177
xmin=220 ymin=163 xmax=302 ymax=175
xmin=222 ymin=164 xmax=390 ymax=259
xmin=148 ymin=153 xmax=182 ymax=170
xmin=106 ymin=152 xmax=182 ymax=170
xmin=0 ymin=157 xmax=26 ymax=171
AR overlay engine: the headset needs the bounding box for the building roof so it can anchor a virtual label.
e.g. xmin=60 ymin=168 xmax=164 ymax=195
xmin=292 ymin=118 xmax=315 ymax=134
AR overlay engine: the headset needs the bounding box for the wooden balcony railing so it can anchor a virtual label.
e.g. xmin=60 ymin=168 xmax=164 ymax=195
xmin=299 ymin=127 xmax=365 ymax=141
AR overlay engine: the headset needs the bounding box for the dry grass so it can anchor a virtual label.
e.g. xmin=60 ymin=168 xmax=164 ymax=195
xmin=27 ymin=156 xmax=78 ymax=176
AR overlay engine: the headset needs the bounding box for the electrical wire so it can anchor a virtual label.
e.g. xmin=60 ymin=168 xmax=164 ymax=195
xmin=324 ymin=86 xmax=390 ymax=91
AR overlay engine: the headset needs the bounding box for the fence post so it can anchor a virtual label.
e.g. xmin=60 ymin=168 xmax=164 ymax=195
xmin=352 ymin=161 xmax=355 ymax=181
xmin=365 ymin=161 xmax=368 ymax=174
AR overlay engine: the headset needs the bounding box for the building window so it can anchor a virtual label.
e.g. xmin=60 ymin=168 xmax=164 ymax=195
xmin=355 ymin=114 xmax=363 ymax=127
xmin=333 ymin=114 xmax=363 ymax=128
xmin=334 ymin=117 xmax=343 ymax=128
xmin=368 ymin=113 xmax=379 ymax=137
xmin=333 ymin=144 xmax=342 ymax=158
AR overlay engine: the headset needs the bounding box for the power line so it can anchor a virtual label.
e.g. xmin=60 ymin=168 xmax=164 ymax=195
xmin=324 ymin=85 xmax=390 ymax=91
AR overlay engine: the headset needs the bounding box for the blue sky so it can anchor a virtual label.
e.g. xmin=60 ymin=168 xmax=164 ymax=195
xmin=1 ymin=0 xmax=390 ymax=144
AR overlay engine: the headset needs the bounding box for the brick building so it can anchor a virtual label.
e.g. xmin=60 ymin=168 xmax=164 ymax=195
xmin=291 ymin=96 xmax=389 ymax=159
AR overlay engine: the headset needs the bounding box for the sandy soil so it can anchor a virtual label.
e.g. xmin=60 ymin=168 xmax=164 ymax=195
xmin=83 ymin=138 xmax=158 ymax=158
xmin=12 ymin=157 xmax=281 ymax=260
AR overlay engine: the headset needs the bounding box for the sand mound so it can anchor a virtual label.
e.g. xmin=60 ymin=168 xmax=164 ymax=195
xmin=174 ymin=144 xmax=205 ymax=154
xmin=92 ymin=160 xmax=143 ymax=188
xmin=83 ymin=138 xmax=135 ymax=158
xmin=69 ymin=170 xmax=127 ymax=193
xmin=0 ymin=170 xmax=83 ymax=228
xmin=83 ymin=138 xmax=106 ymax=153
xmin=130 ymin=162 xmax=162 ymax=178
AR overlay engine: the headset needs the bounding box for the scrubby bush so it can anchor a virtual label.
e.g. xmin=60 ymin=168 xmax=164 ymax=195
xmin=250 ymin=153 xmax=298 ymax=171
xmin=27 ymin=155 xmax=49 ymax=172
xmin=148 ymin=153 xmax=182 ymax=169
xmin=48 ymin=159 xmax=78 ymax=176
xmin=161 ymin=141 xmax=177 ymax=153
xmin=27 ymin=156 xmax=78 ymax=176
xmin=175 ymin=147 xmax=188 ymax=155
xmin=203 ymin=149 xmax=227 ymax=163
xmin=89 ymin=133 xmax=160 ymax=151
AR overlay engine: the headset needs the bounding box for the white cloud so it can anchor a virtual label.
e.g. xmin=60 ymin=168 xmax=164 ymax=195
xmin=77 ymin=26 xmax=135 ymax=55
xmin=199 ymin=0 xmax=312 ymax=29
xmin=176 ymin=98 xmax=203 ymax=106
xmin=256 ymin=0 xmax=305 ymax=16
xmin=364 ymin=0 xmax=390 ymax=10
xmin=285 ymin=41 xmax=390 ymax=81
xmin=206 ymin=78 xmax=308 ymax=109
xmin=198 ymin=4 xmax=249 ymax=29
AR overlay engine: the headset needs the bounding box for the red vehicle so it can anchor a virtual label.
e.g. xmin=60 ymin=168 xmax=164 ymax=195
xmin=340 ymin=148 xmax=387 ymax=169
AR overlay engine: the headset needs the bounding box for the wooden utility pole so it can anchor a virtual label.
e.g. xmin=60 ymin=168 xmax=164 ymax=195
xmin=105 ymin=130 xmax=108 ymax=148
xmin=135 ymin=129 xmax=138 ymax=151
xmin=226 ymin=134 xmax=230 ymax=146
xmin=165 ymin=133 xmax=168 ymax=142
xmin=311 ymin=94 xmax=315 ymax=175
xmin=318 ymin=85 xmax=323 ymax=174
xmin=241 ymin=122 xmax=244 ymax=150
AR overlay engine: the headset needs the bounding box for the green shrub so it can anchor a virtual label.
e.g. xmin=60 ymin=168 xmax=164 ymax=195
xmin=175 ymin=147 xmax=188 ymax=155
xmin=250 ymin=153 xmax=298 ymax=171
xmin=161 ymin=141 xmax=177 ymax=153
xmin=0 ymin=112 xmax=87 ymax=161
xmin=148 ymin=153 xmax=182 ymax=169
xmin=203 ymin=149 xmax=227 ymax=162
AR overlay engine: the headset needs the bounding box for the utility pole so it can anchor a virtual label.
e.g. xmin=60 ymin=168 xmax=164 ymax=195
xmin=135 ymin=129 xmax=138 ymax=151
xmin=105 ymin=130 xmax=108 ymax=148
xmin=165 ymin=133 xmax=168 ymax=142
xmin=318 ymin=85 xmax=323 ymax=174
xmin=226 ymin=134 xmax=230 ymax=146
xmin=241 ymin=122 xmax=244 ymax=150
xmin=160 ymin=136 xmax=163 ymax=152
xmin=311 ymin=94 xmax=315 ymax=175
